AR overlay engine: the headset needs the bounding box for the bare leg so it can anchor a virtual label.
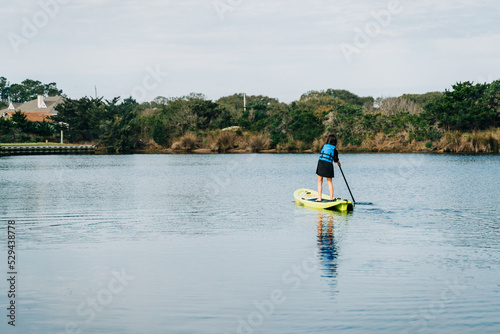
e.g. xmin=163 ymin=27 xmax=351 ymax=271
xmin=316 ymin=175 xmax=323 ymax=201
xmin=327 ymin=178 xmax=334 ymax=200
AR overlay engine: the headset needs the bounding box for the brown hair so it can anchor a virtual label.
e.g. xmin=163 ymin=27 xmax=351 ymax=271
xmin=326 ymin=134 xmax=337 ymax=146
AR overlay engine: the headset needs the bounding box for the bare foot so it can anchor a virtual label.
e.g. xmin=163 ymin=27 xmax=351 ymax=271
xmin=315 ymin=198 xmax=322 ymax=202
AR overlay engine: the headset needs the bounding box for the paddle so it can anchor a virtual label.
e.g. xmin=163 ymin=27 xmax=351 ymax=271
xmin=338 ymin=165 xmax=356 ymax=205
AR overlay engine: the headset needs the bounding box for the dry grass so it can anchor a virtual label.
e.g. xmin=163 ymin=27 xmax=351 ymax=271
xmin=166 ymin=128 xmax=499 ymax=154
xmin=276 ymin=136 xmax=297 ymax=152
xmin=439 ymin=131 xmax=464 ymax=153
xmin=340 ymin=131 xmax=424 ymax=152
xmin=438 ymin=129 xmax=500 ymax=153
xmin=295 ymin=140 xmax=308 ymax=151
xmin=171 ymin=132 xmax=197 ymax=151
xmin=485 ymin=129 xmax=500 ymax=152
xmin=351 ymin=128 xmax=500 ymax=153
xmin=312 ymin=138 xmax=323 ymax=152
xmin=469 ymin=130 xmax=499 ymax=152
xmin=275 ymin=139 xmax=308 ymax=152
xmin=207 ymin=130 xmax=237 ymax=152
xmin=245 ymin=133 xmax=271 ymax=152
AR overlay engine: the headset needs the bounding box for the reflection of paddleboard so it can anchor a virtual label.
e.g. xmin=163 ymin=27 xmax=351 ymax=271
xmin=294 ymin=189 xmax=354 ymax=212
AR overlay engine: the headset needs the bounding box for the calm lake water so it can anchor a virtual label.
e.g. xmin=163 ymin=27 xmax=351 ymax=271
xmin=1 ymin=153 xmax=499 ymax=333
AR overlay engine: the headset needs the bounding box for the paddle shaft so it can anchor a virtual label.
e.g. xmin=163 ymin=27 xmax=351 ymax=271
xmin=339 ymin=165 xmax=356 ymax=204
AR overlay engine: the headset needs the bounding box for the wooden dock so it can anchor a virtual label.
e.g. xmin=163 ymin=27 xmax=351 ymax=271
xmin=0 ymin=145 xmax=95 ymax=156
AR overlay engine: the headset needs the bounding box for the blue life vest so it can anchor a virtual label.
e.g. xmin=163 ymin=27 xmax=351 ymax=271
xmin=319 ymin=144 xmax=336 ymax=163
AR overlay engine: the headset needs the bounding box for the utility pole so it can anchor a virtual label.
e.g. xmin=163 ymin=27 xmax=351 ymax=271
xmin=243 ymin=93 xmax=247 ymax=112
xmin=94 ymin=85 xmax=98 ymax=99
xmin=59 ymin=122 xmax=69 ymax=144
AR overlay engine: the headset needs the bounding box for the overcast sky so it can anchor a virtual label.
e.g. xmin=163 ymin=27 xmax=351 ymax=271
xmin=2 ymin=0 xmax=499 ymax=102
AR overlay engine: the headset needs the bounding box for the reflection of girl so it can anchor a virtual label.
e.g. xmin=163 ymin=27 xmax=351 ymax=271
xmin=317 ymin=213 xmax=338 ymax=279
xmin=316 ymin=134 xmax=341 ymax=202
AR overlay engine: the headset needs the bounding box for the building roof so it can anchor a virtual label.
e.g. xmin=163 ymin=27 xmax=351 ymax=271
xmin=0 ymin=96 xmax=64 ymax=122
xmin=8 ymin=102 xmax=22 ymax=110
xmin=2 ymin=111 xmax=53 ymax=122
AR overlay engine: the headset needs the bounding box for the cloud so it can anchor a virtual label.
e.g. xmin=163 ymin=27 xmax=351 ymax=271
xmin=2 ymin=0 xmax=499 ymax=102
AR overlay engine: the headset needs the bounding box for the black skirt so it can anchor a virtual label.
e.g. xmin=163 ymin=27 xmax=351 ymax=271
xmin=316 ymin=160 xmax=334 ymax=178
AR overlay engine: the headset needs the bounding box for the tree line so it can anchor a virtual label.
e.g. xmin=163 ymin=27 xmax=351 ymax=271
xmin=0 ymin=77 xmax=64 ymax=143
xmin=0 ymin=77 xmax=64 ymax=105
xmin=1 ymin=77 xmax=499 ymax=153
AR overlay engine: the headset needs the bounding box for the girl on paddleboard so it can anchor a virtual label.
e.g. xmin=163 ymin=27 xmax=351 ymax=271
xmin=316 ymin=134 xmax=341 ymax=202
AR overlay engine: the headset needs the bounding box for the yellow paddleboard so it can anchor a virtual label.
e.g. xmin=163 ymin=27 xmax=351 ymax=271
xmin=294 ymin=189 xmax=354 ymax=212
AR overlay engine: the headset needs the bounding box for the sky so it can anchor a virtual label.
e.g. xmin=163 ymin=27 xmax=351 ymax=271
xmin=1 ymin=0 xmax=499 ymax=103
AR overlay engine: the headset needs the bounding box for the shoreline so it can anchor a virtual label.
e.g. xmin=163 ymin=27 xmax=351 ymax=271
xmin=125 ymin=147 xmax=499 ymax=155
xmin=2 ymin=139 xmax=498 ymax=155
xmin=128 ymin=128 xmax=500 ymax=155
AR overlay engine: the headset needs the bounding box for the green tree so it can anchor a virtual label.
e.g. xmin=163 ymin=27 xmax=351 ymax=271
xmin=160 ymin=95 xmax=198 ymax=135
xmin=218 ymin=94 xmax=280 ymax=127
xmin=0 ymin=78 xmax=64 ymax=103
xmin=136 ymin=97 xmax=182 ymax=147
xmin=11 ymin=111 xmax=30 ymax=132
xmin=188 ymin=96 xmax=224 ymax=130
xmin=52 ymin=97 xmax=105 ymax=141
xmin=21 ymin=79 xmax=44 ymax=100
xmin=0 ymin=117 xmax=15 ymax=142
xmin=8 ymin=84 xmax=27 ymax=103
xmin=217 ymin=93 xmax=246 ymax=116
xmin=99 ymin=98 xmax=140 ymax=153
xmin=150 ymin=115 xmax=174 ymax=146
xmin=402 ymin=92 xmax=443 ymax=106
xmin=44 ymin=82 xmax=64 ymax=97
xmin=425 ymin=81 xmax=498 ymax=130
xmin=300 ymin=89 xmax=374 ymax=107
xmin=323 ymin=104 xmax=365 ymax=145
xmin=31 ymin=121 xmax=56 ymax=137
xmin=485 ymin=80 xmax=500 ymax=119
xmin=296 ymin=93 xmax=346 ymax=115
xmin=0 ymin=77 xmax=9 ymax=101
xmin=288 ymin=109 xmax=324 ymax=143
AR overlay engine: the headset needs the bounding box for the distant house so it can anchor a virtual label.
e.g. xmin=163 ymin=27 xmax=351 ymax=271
xmin=0 ymin=95 xmax=64 ymax=122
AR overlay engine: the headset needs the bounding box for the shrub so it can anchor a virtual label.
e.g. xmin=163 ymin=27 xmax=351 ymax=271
xmin=312 ymin=138 xmax=323 ymax=152
xmin=19 ymin=134 xmax=31 ymax=142
xmin=246 ymin=133 xmax=271 ymax=152
xmin=276 ymin=136 xmax=296 ymax=152
xmin=207 ymin=130 xmax=237 ymax=152
xmin=172 ymin=132 xmax=197 ymax=150
xmin=485 ymin=130 xmax=500 ymax=152
xmin=296 ymin=140 xmax=308 ymax=151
